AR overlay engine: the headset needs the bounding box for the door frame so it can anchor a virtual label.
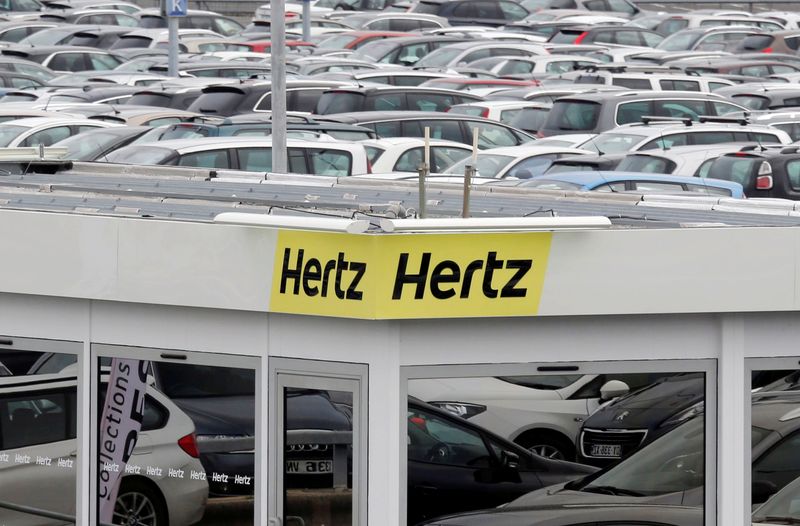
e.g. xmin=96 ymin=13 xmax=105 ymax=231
xmin=268 ymin=357 xmax=368 ymax=526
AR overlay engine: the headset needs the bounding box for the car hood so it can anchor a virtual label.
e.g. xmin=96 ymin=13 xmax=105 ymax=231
xmin=584 ymin=374 xmax=704 ymax=428
xmin=506 ymin=482 xmax=692 ymax=508
xmin=171 ymin=396 xmax=255 ymax=436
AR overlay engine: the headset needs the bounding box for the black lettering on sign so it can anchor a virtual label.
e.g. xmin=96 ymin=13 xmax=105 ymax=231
xmin=279 ymin=248 xmax=366 ymax=301
xmin=391 ymin=252 xmax=532 ymax=300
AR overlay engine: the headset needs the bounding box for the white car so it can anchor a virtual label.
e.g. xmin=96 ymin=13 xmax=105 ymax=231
xmin=361 ymin=137 xmax=472 ymax=173
xmin=465 ymin=54 xmax=602 ymax=77
xmin=104 ymin=136 xmax=371 ymax=177
xmin=408 ymin=373 xmax=667 ymax=459
xmin=0 ymin=117 xmax=119 ymax=148
xmin=442 ymin=145 xmax=591 ymax=179
xmin=447 ymin=100 xmax=552 ymax=135
xmin=0 ymin=372 xmax=208 ymax=526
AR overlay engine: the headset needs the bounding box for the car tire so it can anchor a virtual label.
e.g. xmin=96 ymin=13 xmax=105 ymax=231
xmin=516 ymin=432 xmax=574 ymax=461
xmin=114 ymin=478 xmax=169 ymax=526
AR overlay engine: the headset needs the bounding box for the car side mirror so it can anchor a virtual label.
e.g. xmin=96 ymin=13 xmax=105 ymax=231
xmin=501 ymin=450 xmax=520 ymax=471
xmin=600 ymin=380 xmax=630 ymax=401
xmin=752 ymin=479 xmax=778 ymax=504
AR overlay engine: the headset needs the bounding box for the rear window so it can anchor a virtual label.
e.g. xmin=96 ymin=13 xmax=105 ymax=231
xmin=126 ymin=93 xmax=172 ymax=107
xmin=187 ymin=91 xmax=244 ymax=114
xmin=110 ymin=36 xmax=153 ymax=49
xmin=550 ymin=30 xmax=583 ymax=44
xmin=738 ymin=35 xmax=774 ymax=51
xmin=732 ymin=94 xmax=770 ymax=111
xmin=546 ymin=100 xmax=600 ymax=132
xmin=617 ymin=155 xmax=677 ymax=174
xmin=706 ymin=155 xmax=758 ymax=186
xmin=508 ymin=107 xmax=549 ymax=133
xmin=657 ymin=18 xmax=690 ymax=35
xmin=106 ymin=145 xmax=175 ymax=165
xmin=315 ymin=92 xmax=365 ymax=114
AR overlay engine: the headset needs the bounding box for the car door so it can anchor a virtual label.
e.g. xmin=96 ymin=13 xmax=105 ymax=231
xmin=0 ymin=386 xmax=77 ymax=526
xmin=407 ymin=406 xmax=542 ymax=524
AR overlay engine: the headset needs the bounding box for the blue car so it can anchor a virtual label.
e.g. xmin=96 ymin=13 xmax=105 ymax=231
xmin=503 ymin=171 xmax=745 ymax=198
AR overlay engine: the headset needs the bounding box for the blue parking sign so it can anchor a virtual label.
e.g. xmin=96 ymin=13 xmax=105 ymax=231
xmin=167 ymin=0 xmax=187 ymax=17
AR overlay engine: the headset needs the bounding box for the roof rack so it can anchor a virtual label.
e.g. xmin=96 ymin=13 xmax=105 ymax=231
xmin=640 ymin=115 xmax=692 ymax=126
xmin=698 ymin=115 xmax=749 ymax=126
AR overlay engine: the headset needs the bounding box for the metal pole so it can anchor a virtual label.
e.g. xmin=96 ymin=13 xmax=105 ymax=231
xmin=463 ymin=127 xmax=478 ymax=218
xmin=418 ymin=127 xmax=429 ymax=219
xmin=302 ymin=0 xmax=311 ymax=42
xmin=271 ymin=0 xmax=288 ymax=173
xmin=167 ymin=15 xmax=179 ymax=78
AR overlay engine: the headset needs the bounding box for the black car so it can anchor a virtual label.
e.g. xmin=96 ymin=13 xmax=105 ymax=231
xmin=704 ymin=146 xmax=800 ymax=200
xmin=410 ymin=0 xmax=529 ymax=27
xmin=576 ymin=372 xmax=705 ymax=467
xmin=407 ymin=397 xmax=596 ymax=525
xmin=420 ymin=503 xmax=703 ymax=526
xmin=315 ymin=86 xmax=483 ymax=114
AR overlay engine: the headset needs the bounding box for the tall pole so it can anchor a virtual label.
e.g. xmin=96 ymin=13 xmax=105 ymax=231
xmin=270 ymin=0 xmax=288 ymax=173
xmin=302 ymin=0 xmax=311 ymax=42
xmin=168 ymin=15 xmax=179 ymax=78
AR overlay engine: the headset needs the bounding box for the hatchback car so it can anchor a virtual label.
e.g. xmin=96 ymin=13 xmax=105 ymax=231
xmin=361 ymin=137 xmax=472 ymax=173
xmin=704 ymin=145 xmax=800 ymax=199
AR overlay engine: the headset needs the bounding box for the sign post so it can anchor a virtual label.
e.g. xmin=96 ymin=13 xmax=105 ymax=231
xmin=164 ymin=0 xmax=187 ymax=78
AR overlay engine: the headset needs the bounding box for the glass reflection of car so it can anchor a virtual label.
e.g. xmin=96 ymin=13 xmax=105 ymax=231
xmin=408 ymin=373 xmax=670 ymax=461
xmin=0 ymin=372 xmax=208 ymax=526
xmin=496 ymin=393 xmax=800 ymax=514
xmin=407 ymin=397 xmax=597 ymax=526
xmin=420 ymin=503 xmax=703 ymax=526
xmin=752 ymin=472 xmax=800 ymax=525
xmin=441 ymin=146 xmax=591 ymax=179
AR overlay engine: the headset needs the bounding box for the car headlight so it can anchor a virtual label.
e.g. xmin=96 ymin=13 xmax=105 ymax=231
xmin=661 ymin=401 xmax=704 ymax=428
xmin=428 ymin=402 xmax=487 ymax=419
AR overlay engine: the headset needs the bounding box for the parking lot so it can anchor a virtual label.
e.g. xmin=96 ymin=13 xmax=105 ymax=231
xmin=1 ymin=0 xmax=800 ymax=525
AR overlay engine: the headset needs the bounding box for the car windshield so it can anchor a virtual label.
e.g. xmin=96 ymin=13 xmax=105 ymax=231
xmin=752 ymin=472 xmax=800 ymax=523
xmin=444 ymin=154 xmax=515 ymax=178
xmin=577 ymin=416 xmax=705 ymax=497
xmin=706 ymin=156 xmax=757 ymax=186
xmin=55 ymin=129 xmax=134 ymax=161
xmin=498 ymin=375 xmax=583 ymax=390
xmin=581 ymin=133 xmax=645 ymax=154
xmin=105 ymin=145 xmax=174 ymax=164
xmin=0 ymin=125 xmax=26 ymax=147
xmin=156 ymin=363 xmax=255 ymax=398
xmin=19 ymin=28 xmax=74 ymax=46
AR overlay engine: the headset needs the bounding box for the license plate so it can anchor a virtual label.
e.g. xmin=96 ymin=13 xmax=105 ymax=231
xmin=286 ymin=460 xmax=333 ymax=474
xmin=590 ymin=444 xmax=622 ymax=457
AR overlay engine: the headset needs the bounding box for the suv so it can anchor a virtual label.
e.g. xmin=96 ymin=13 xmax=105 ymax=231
xmin=704 ymin=145 xmax=800 ymax=199
xmin=656 ymin=26 xmax=763 ymax=53
xmin=538 ymin=90 xmax=747 ymax=136
xmin=715 ymin=84 xmax=800 ymax=111
xmin=314 ymin=86 xmax=483 ymax=114
xmin=548 ymin=25 xmax=663 ymax=48
xmin=735 ymin=30 xmax=800 ymax=54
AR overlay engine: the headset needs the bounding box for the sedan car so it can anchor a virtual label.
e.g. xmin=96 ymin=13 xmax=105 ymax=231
xmin=441 ymin=146 xmax=591 ymax=179
xmin=361 ymin=137 xmax=472 ymax=173
xmin=407 ymin=397 xmax=596 ymax=525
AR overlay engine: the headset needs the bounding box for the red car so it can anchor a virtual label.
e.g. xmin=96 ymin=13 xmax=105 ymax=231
xmin=315 ymin=30 xmax=414 ymax=50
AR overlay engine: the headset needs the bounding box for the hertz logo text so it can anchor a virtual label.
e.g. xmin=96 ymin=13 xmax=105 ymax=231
xmin=392 ymin=252 xmax=532 ymax=300
xmin=280 ymin=248 xmax=366 ymax=300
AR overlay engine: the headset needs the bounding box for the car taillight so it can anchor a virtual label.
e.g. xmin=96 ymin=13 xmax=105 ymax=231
xmin=480 ymin=108 xmax=489 ymax=118
xmin=755 ymin=161 xmax=773 ymax=189
xmin=366 ymin=158 xmax=373 ymax=174
xmin=536 ymin=131 xmax=545 ymax=138
xmin=178 ymin=433 xmax=200 ymax=458
xmin=574 ymin=32 xmax=589 ymax=45
xmin=762 ymin=47 xmax=773 ymax=53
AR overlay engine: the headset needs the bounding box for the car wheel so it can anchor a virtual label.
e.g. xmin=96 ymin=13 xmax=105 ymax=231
xmin=113 ymin=479 xmax=168 ymax=526
xmin=516 ymin=433 xmax=573 ymax=461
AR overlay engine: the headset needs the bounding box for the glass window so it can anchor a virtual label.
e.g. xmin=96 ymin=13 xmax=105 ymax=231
xmin=733 ymin=95 xmax=770 ymax=111
xmin=368 ymin=93 xmax=405 ymax=112
xmin=660 ymin=79 xmax=700 ymax=92
xmin=691 ymin=131 xmax=736 ymax=145
xmin=432 ymin=147 xmax=470 ymax=172
xmin=407 ymin=93 xmax=456 ymax=112
xmin=613 ymin=78 xmax=651 ymax=90
xmin=547 ymin=101 xmax=600 ymax=132
xmin=654 ymin=99 xmax=706 ymax=120
xmin=373 ymin=121 xmax=401 ymax=137
xmin=48 ymin=53 xmax=85 ymax=72
xmin=308 ymin=149 xmax=353 ymax=177
xmin=471 ymin=122 xmax=519 ymax=148
xmin=8 ymin=76 xmax=41 ymax=89
xmin=394 ymin=147 xmax=424 ymax=172
xmin=617 ymin=155 xmax=676 ymax=174
xmin=407 ymin=409 xmax=491 ymax=467
xmin=641 ymin=133 xmax=689 ymax=150
xmin=498 ymin=1 xmax=527 ymax=20
xmin=753 ymin=431 xmax=800 ymax=491
xmin=617 ymin=101 xmax=652 ymax=125
xmin=739 ymin=65 xmax=770 ymax=77
xmin=506 ymin=154 xmax=558 ymax=179
xmin=615 ymin=31 xmax=643 ymax=47
xmin=416 ymin=120 xmax=462 ymax=142
xmin=315 ymin=92 xmax=364 ymax=114
xmin=178 ymin=149 xmax=231 ymax=169
xmin=21 ymin=126 xmax=71 ymax=147
xmin=238 ymin=147 xmax=271 ymax=172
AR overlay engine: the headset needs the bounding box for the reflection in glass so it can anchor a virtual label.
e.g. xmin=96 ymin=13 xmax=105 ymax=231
xmin=284 ymin=388 xmax=353 ymax=526
xmin=96 ymin=357 xmax=256 ymax=526
xmin=0 ymin=350 xmax=77 ymax=526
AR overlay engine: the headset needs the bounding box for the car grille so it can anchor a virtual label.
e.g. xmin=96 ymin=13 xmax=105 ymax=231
xmin=580 ymin=428 xmax=647 ymax=458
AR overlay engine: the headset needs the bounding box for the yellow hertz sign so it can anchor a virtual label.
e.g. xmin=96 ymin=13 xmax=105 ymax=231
xmin=269 ymin=231 xmax=553 ymax=319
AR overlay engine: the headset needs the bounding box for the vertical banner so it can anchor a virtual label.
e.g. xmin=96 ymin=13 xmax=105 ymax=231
xmin=98 ymin=359 xmax=149 ymax=524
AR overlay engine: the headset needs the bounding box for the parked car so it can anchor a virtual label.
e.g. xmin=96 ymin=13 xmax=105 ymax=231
xmin=441 ymin=145 xmax=590 ymax=178
xmin=0 ymin=117 xmax=118 ymax=147
xmin=447 ymin=100 xmax=552 ymax=134
xmin=537 ymin=90 xmax=747 ymax=136
xmin=407 ymin=396 xmax=596 ymax=525
xmin=314 ymin=86 xmax=483 ymax=114
xmin=413 ymin=41 xmax=546 ymax=70
xmin=703 ymin=145 xmax=800 ymax=199
xmin=548 ymin=25 xmax=663 ymax=48
xmin=0 ymin=371 xmax=208 ymax=526
xmin=512 ymin=171 xmax=745 ymax=197
xmin=406 ymin=0 xmax=530 ymax=27
xmin=361 ymin=137 xmax=472 ymax=172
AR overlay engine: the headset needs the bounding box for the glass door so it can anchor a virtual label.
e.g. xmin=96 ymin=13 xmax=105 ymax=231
xmin=269 ymin=359 xmax=367 ymax=526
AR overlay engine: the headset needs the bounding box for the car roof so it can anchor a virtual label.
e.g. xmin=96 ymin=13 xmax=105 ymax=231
xmin=478 ymin=145 xmax=590 ymax=156
xmin=553 ymin=90 xmax=727 ymax=103
xmin=137 ymin=136 xmax=363 ymax=152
